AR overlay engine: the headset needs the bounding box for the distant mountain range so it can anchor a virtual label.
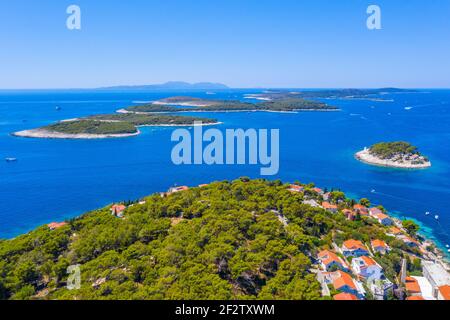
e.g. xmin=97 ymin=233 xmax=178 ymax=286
xmin=99 ymin=81 xmax=229 ymax=91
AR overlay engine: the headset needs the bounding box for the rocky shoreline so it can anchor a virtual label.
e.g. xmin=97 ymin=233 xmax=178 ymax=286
xmin=12 ymin=128 xmax=141 ymax=139
xmin=355 ymin=149 xmax=431 ymax=169
xmin=11 ymin=121 xmax=222 ymax=139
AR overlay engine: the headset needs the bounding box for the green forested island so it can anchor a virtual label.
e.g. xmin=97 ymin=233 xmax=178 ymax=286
xmin=12 ymin=114 xmax=218 ymax=139
xmin=368 ymin=142 xmax=425 ymax=160
xmin=123 ymin=97 xmax=338 ymax=113
xmin=45 ymin=120 xmax=138 ymax=135
xmin=0 ymin=178 xmax=428 ymax=300
xmin=355 ymin=142 xmax=431 ymax=169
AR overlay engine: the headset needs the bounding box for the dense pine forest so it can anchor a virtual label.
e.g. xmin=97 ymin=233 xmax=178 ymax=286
xmin=0 ymin=178 xmax=421 ymax=300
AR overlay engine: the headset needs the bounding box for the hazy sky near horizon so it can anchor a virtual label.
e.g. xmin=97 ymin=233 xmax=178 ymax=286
xmin=0 ymin=0 xmax=449 ymax=89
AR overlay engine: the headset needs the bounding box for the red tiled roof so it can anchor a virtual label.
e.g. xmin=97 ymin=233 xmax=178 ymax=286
xmin=405 ymin=277 xmax=421 ymax=294
xmin=289 ymin=184 xmax=304 ymax=191
xmin=369 ymin=207 xmax=383 ymax=215
xmin=313 ymin=187 xmax=323 ymax=193
xmin=374 ymin=212 xmax=390 ymax=220
xmin=333 ymin=271 xmax=356 ymax=290
xmin=334 ymin=292 xmax=358 ymax=300
xmin=390 ymin=227 xmax=402 ymax=235
xmin=111 ymin=204 xmax=126 ymax=213
xmin=318 ymin=250 xmax=343 ymax=266
xmin=322 ymin=202 xmax=338 ymax=209
xmin=371 ymin=239 xmax=387 ymax=248
xmin=439 ymin=285 xmax=450 ymax=300
xmin=406 ymin=296 xmax=425 ymax=300
xmin=343 ymin=239 xmax=367 ymax=251
xmin=47 ymin=222 xmax=67 ymax=230
xmin=360 ymin=256 xmax=377 ymax=267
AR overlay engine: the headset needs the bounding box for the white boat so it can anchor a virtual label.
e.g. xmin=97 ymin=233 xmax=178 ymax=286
xmin=404 ymin=107 xmax=413 ymax=110
xmin=435 ymin=215 xmax=439 ymax=220
xmin=56 ymin=106 xmax=61 ymax=111
xmin=5 ymin=157 xmax=17 ymax=162
xmin=446 ymin=244 xmax=449 ymax=248
xmin=425 ymin=211 xmax=430 ymax=216
xmin=371 ymin=189 xmax=376 ymax=193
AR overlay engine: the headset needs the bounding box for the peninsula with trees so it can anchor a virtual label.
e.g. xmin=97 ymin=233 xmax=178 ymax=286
xmin=0 ymin=178 xmax=447 ymax=300
xmin=355 ymin=142 xmax=431 ymax=169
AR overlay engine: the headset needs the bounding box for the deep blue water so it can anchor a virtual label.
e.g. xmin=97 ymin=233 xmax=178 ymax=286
xmin=1 ymin=89 xmax=449 ymax=258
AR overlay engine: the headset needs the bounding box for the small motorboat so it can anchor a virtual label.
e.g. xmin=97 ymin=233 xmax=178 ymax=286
xmin=445 ymin=244 xmax=449 ymax=248
xmin=56 ymin=106 xmax=62 ymax=111
xmin=425 ymin=211 xmax=430 ymax=216
xmin=371 ymin=189 xmax=376 ymax=193
xmin=5 ymin=157 xmax=17 ymax=162
xmin=435 ymin=215 xmax=439 ymax=220
xmin=404 ymin=107 xmax=413 ymax=110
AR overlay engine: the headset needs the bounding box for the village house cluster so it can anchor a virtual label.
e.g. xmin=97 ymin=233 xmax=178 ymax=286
xmin=289 ymin=183 xmax=450 ymax=300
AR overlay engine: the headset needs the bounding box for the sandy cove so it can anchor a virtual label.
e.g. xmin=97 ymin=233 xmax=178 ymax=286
xmin=355 ymin=149 xmax=431 ymax=169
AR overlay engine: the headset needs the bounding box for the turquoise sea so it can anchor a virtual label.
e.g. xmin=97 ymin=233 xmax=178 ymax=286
xmin=0 ymin=89 xmax=449 ymax=258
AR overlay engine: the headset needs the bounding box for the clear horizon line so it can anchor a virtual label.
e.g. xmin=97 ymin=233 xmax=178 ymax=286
xmin=1 ymin=86 xmax=450 ymax=91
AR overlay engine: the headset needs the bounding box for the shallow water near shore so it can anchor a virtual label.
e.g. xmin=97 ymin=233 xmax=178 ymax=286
xmin=1 ymin=89 xmax=449 ymax=259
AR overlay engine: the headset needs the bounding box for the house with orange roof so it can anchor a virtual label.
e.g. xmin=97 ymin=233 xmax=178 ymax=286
xmin=312 ymin=187 xmax=324 ymax=195
xmin=47 ymin=222 xmax=67 ymax=230
xmin=369 ymin=207 xmax=384 ymax=216
xmin=405 ymin=276 xmax=421 ymax=296
xmin=198 ymin=184 xmax=209 ymax=188
xmin=342 ymin=239 xmax=369 ymax=257
xmin=288 ymin=184 xmax=304 ymax=193
xmin=333 ymin=292 xmax=359 ymax=300
xmin=321 ymin=270 xmax=366 ymax=298
xmin=398 ymin=234 xmax=419 ymax=247
xmin=111 ymin=204 xmax=126 ymax=218
xmin=371 ymin=212 xmax=393 ymax=226
xmin=351 ymin=256 xmax=384 ymax=280
xmin=353 ymin=204 xmax=369 ymax=216
xmin=169 ymin=186 xmax=189 ymax=194
xmin=406 ymin=296 xmax=425 ymax=300
xmin=332 ymin=271 xmax=362 ymax=297
xmin=437 ymin=285 xmax=450 ymax=300
xmin=388 ymin=226 xmax=402 ymax=236
xmin=318 ymin=250 xmax=349 ymax=272
xmin=371 ymin=239 xmax=390 ymax=255
xmin=322 ymin=202 xmax=338 ymax=213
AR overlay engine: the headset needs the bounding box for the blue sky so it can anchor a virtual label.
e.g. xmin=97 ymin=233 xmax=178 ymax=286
xmin=0 ymin=0 xmax=449 ymax=89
